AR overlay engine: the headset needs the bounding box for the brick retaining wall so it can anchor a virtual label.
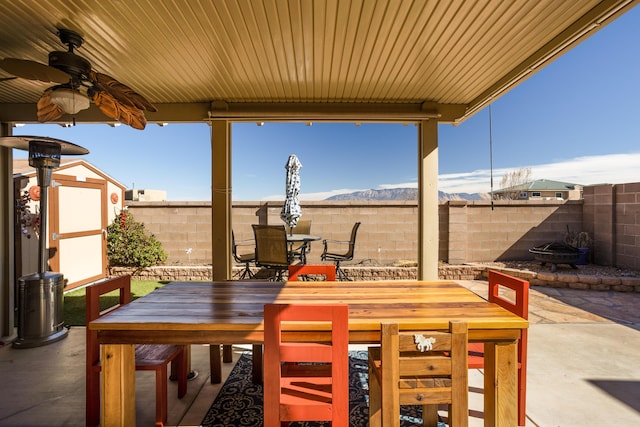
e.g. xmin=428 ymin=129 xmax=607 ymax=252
xmin=109 ymin=265 xmax=640 ymax=292
xmin=469 ymin=265 xmax=640 ymax=293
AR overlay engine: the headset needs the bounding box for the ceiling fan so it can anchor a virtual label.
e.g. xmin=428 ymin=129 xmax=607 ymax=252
xmin=0 ymin=28 xmax=157 ymax=130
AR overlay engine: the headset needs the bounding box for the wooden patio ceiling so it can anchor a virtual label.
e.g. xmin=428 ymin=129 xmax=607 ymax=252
xmin=0 ymin=0 xmax=637 ymax=126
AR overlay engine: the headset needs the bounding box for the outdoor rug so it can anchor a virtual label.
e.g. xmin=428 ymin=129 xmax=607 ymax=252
xmin=201 ymin=350 xmax=447 ymax=427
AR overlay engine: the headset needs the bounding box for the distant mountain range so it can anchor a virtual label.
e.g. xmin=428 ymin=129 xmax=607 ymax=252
xmin=325 ymin=188 xmax=491 ymax=201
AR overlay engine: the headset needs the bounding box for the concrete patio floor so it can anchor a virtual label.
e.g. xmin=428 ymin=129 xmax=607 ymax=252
xmin=1 ymin=280 xmax=638 ymax=426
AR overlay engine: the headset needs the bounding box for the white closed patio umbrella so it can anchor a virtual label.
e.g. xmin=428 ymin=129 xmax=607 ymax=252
xmin=280 ymin=154 xmax=302 ymax=235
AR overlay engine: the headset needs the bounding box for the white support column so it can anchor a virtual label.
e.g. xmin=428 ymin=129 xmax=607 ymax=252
xmin=210 ymin=120 xmax=232 ymax=280
xmin=417 ymin=119 xmax=439 ymax=280
xmin=1 ymin=122 xmax=16 ymax=343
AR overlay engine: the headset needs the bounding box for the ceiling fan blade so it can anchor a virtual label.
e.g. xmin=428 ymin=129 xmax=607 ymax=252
xmin=116 ymin=103 xmax=148 ymax=130
xmin=92 ymin=91 xmax=147 ymax=130
xmin=93 ymin=71 xmax=157 ymax=112
xmin=37 ymin=89 xmax=65 ymax=122
xmin=0 ymin=58 xmax=71 ymax=83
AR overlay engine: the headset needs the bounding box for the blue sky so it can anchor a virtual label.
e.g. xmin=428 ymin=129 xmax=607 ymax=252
xmin=14 ymin=6 xmax=640 ymax=201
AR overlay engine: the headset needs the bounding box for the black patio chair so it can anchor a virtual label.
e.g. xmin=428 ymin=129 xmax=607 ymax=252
xmin=252 ymin=224 xmax=292 ymax=281
xmin=285 ymin=219 xmax=312 ymax=263
xmin=232 ymin=230 xmax=256 ymax=279
xmin=321 ymin=222 xmax=361 ymax=281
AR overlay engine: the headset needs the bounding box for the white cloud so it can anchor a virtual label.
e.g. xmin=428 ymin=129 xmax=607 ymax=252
xmin=437 ymin=153 xmax=640 ymax=194
xmin=262 ymin=188 xmax=369 ymax=201
xmin=438 ymin=170 xmax=495 ymax=194
xmin=378 ymin=181 xmax=418 ymax=189
xmin=307 ymin=153 xmax=640 ymax=198
xmin=529 ymin=153 xmax=640 ymax=186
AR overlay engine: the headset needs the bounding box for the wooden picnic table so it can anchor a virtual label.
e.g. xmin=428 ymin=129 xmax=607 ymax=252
xmin=90 ymin=280 xmax=528 ymax=426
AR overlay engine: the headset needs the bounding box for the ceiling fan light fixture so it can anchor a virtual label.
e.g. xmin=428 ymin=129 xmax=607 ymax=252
xmin=49 ymin=87 xmax=90 ymax=114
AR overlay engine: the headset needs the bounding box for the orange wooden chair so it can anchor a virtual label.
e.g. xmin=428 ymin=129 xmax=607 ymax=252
xmin=468 ymin=270 xmax=529 ymax=426
xmin=263 ymin=304 xmax=349 ymax=427
xmin=368 ymin=320 xmax=469 ymax=427
xmin=85 ymin=275 xmax=187 ymax=427
xmin=288 ymin=264 xmax=337 ymax=281
xmin=219 ymin=264 xmax=334 ymax=387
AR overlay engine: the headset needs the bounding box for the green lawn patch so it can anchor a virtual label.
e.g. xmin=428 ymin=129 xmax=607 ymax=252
xmin=63 ymin=280 xmax=168 ymax=326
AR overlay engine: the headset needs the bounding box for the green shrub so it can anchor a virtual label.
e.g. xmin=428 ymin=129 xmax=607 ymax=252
xmin=107 ymin=210 xmax=167 ymax=267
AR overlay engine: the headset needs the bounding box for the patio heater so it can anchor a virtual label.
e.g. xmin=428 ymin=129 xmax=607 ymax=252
xmin=0 ymin=136 xmax=88 ymax=348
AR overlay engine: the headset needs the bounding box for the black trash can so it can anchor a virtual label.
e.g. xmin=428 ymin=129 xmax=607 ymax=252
xmin=13 ymin=272 xmax=68 ymax=348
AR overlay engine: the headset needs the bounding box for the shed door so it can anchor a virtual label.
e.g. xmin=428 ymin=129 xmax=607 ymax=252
xmin=48 ymin=174 xmax=107 ymax=289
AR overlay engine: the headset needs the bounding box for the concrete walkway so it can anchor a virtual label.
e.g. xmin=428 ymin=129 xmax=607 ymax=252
xmin=461 ymin=280 xmax=640 ymax=427
xmin=1 ymin=281 xmax=638 ymax=426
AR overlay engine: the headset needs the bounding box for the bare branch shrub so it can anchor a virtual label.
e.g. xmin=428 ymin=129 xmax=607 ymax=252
xmin=496 ymin=167 xmax=532 ymax=199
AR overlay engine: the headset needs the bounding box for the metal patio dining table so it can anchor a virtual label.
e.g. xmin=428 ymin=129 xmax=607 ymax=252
xmin=286 ymin=233 xmax=321 ymax=264
xmin=89 ymin=279 xmax=527 ymax=427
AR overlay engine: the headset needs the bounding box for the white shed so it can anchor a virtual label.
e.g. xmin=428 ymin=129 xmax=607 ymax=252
xmin=14 ymin=159 xmax=125 ymax=290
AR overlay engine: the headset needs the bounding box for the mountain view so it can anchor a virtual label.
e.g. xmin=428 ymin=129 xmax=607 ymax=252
xmin=325 ymin=188 xmax=490 ymax=202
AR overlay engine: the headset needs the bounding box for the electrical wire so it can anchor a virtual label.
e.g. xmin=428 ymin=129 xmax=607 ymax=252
xmin=489 ymin=104 xmax=494 ymax=210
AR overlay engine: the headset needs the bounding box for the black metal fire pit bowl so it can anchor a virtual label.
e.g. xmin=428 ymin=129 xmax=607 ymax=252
xmin=529 ymin=242 xmax=580 ymax=272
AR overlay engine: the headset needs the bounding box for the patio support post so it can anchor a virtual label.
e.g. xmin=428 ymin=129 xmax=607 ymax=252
xmin=211 ymin=120 xmax=232 ymax=280
xmin=0 ymin=122 xmax=16 ymax=344
xmin=417 ymin=119 xmax=439 ymax=280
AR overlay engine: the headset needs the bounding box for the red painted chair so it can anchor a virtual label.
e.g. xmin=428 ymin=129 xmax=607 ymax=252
xmin=226 ymin=264 xmax=335 ymax=387
xmin=468 ymin=270 xmax=529 ymax=426
xmin=263 ymin=304 xmax=349 ymax=427
xmin=86 ymin=275 xmax=187 ymax=427
xmin=288 ymin=264 xmax=337 ymax=281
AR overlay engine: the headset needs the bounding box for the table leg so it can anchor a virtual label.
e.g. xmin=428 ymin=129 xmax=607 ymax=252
xmin=210 ymin=345 xmax=222 ymax=384
xmin=252 ymin=344 xmax=263 ymax=384
xmin=483 ymin=340 xmax=518 ymax=427
xmin=101 ymin=344 xmax=136 ymax=427
xmin=223 ymin=344 xmax=233 ymax=362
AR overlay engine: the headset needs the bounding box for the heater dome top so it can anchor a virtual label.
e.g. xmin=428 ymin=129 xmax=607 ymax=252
xmin=0 ymin=135 xmax=88 ymax=155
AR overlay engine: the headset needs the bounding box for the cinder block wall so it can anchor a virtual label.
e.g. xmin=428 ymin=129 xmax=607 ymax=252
xmin=127 ymin=202 xmax=213 ymax=265
xmin=446 ymin=200 xmax=583 ymax=263
xmin=583 ymin=184 xmax=614 ymax=266
xmin=126 ymin=199 xmax=582 ymax=266
xmin=125 ymin=182 xmax=640 ymax=269
xmin=614 ymin=183 xmax=640 ymax=269
xmin=584 ymin=182 xmax=640 ymax=270
xmin=128 ymin=200 xmax=419 ymax=265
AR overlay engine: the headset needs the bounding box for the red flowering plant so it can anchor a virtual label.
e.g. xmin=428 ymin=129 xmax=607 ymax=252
xmin=106 ymin=209 xmax=167 ymax=267
xmin=16 ymin=189 xmax=40 ymax=239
